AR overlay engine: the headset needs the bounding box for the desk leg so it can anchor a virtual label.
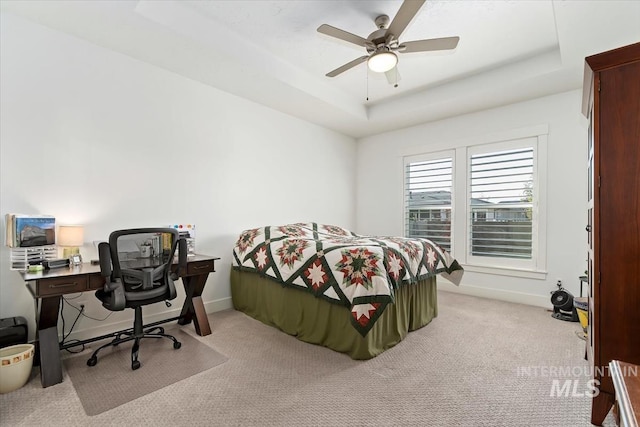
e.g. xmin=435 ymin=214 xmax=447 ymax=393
xmin=178 ymin=274 xmax=212 ymax=336
xmin=37 ymin=296 xmax=63 ymax=387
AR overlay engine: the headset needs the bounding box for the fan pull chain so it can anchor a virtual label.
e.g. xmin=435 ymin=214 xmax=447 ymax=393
xmin=366 ymin=68 xmax=369 ymax=101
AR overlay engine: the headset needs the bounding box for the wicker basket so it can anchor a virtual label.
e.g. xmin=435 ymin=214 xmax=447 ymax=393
xmin=0 ymin=344 xmax=35 ymax=394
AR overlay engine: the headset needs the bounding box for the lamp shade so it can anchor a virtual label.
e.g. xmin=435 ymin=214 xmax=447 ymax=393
xmin=58 ymin=225 xmax=84 ymax=247
xmin=367 ymin=51 xmax=398 ymax=73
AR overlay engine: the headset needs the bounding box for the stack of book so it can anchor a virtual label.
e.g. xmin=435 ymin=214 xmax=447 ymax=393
xmin=161 ymin=232 xmax=172 ymax=256
xmin=170 ymin=224 xmax=196 ymax=257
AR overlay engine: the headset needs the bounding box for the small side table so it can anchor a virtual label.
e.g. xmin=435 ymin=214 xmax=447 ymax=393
xmin=579 ymin=275 xmax=588 ymax=297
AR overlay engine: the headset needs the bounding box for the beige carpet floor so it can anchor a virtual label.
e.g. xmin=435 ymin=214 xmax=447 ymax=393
xmin=0 ymin=290 xmax=616 ymax=426
xmin=64 ymin=328 xmax=227 ymax=416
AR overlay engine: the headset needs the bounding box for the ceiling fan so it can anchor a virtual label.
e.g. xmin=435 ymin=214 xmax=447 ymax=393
xmin=317 ymin=0 xmax=459 ymax=85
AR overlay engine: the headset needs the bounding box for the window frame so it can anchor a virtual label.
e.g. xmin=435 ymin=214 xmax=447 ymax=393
xmin=466 ymin=137 xmax=540 ymax=271
xmin=403 ymin=150 xmax=455 ymax=252
xmin=402 ymin=125 xmax=548 ymax=279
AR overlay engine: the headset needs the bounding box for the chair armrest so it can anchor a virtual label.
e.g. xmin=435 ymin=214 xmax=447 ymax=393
xmin=171 ymin=237 xmax=188 ymax=280
xmin=100 ymin=279 xmax=125 ymax=311
xmin=98 ymin=242 xmax=112 ymax=278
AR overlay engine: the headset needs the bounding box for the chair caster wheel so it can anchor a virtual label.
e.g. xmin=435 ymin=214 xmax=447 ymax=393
xmin=173 ymin=341 xmax=181 ymax=350
xmin=132 ymin=360 xmax=141 ymax=370
xmin=87 ymin=357 xmax=97 ymax=367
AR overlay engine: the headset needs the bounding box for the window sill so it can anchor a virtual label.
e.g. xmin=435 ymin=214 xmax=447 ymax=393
xmin=461 ymin=264 xmax=548 ymax=280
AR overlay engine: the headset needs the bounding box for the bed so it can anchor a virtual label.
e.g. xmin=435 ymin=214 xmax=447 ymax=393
xmin=231 ymin=222 xmax=463 ymax=359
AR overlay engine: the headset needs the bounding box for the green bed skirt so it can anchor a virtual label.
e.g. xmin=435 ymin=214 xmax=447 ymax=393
xmin=230 ymin=269 xmax=438 ymax=359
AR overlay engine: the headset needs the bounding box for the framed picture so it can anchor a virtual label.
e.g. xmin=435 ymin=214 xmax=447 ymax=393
xmin=69 ymin=253 xmax=83 ymax=266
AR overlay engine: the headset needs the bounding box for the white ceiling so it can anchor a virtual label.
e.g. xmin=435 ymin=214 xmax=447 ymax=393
xmin=2 ymin=0 xmax=639 ymax=138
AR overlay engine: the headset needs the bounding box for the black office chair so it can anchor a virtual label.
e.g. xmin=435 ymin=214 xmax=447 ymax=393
xmin=87 ymin=228 xmax=187 ymax=370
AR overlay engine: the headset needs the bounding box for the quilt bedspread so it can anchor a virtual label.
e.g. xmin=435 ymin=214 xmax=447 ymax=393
xmin=231 ymin=222 xmax=463 ymax=336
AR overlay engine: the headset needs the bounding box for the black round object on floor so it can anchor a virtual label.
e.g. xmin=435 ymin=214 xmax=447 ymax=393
xmin=551 ymin=289 xmax=574 ymax=311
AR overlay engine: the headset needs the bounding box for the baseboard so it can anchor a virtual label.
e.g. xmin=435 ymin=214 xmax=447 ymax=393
xmin=63 ymin=296 xmax=233 ymax=344
xmin=203 ymin=296 xmax=234 ymax=313
xmin=437 ymin=281 xmax=550 ymax=308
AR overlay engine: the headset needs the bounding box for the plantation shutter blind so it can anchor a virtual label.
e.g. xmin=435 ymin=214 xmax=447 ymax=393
xmin=404 ymin=156 xmax=453 ymax=251
xmin=469 ymin=147 xmax=534 ymax=259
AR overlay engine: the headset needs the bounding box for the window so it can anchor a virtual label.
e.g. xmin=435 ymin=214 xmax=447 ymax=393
xmin=404 ymin=153 xmax=453 ymax=251
xmin=403 ymin=127 xmax=547 ymax=276
xmin=469 ymin=146 xmax=534 ymax=260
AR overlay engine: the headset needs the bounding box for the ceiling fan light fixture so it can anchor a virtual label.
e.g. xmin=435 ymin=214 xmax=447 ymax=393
xmin=367 ymin=51 xmax=397 ymax=73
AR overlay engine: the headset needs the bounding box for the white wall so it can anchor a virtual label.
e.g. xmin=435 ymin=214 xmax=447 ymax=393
xmin=0 ymin=13 xmax=356 ymax=341
xmin=0 ymin=10 xmax=590 ymax=342
xmin=356 ymin=90 xmax=588 ymax=306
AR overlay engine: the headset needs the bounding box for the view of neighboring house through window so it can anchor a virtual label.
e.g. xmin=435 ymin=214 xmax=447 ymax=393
xmin=403 ymin=129 xmax=545 ymax=274
xmin=404 ymin=154 xmax=453 ymax=251
xmin=469 ymin=147 xmax=533 ymax=259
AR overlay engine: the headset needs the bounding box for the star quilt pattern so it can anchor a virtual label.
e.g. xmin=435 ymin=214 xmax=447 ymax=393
xmin=232 ymin=223 xmax=463 ymax=336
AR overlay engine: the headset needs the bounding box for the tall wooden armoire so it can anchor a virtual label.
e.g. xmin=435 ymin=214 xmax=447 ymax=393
xmin=582 ymin=42 xmax=640 ymax=425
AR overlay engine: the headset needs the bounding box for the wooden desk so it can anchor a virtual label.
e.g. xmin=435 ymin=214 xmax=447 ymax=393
xmin=610 ymin=360 xmax=640 ymax=427
xmin=20 ymin=254 xmax=220 ymax=388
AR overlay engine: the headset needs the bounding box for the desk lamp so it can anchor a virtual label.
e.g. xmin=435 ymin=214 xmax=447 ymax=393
xmin=58 ymin=225 xmax=84 ymax=259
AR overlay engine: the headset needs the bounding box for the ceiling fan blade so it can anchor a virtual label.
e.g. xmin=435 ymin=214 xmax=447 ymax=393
xmin=385 ymin=67 xmax=401 ymax=86
xmin=399 ymin=36 xmax=460 ymax=53
xmin=387 ymin=0 xmax=426 ymax=39
xmin=326 ymin=56 xmax=369 ymax=77
xmin=317 ymin=24 xmax=369 ymax=48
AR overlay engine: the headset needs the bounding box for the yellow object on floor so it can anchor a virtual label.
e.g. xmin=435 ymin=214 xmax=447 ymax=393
xmin=573 ymin=297 xmax=589 ymax=338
